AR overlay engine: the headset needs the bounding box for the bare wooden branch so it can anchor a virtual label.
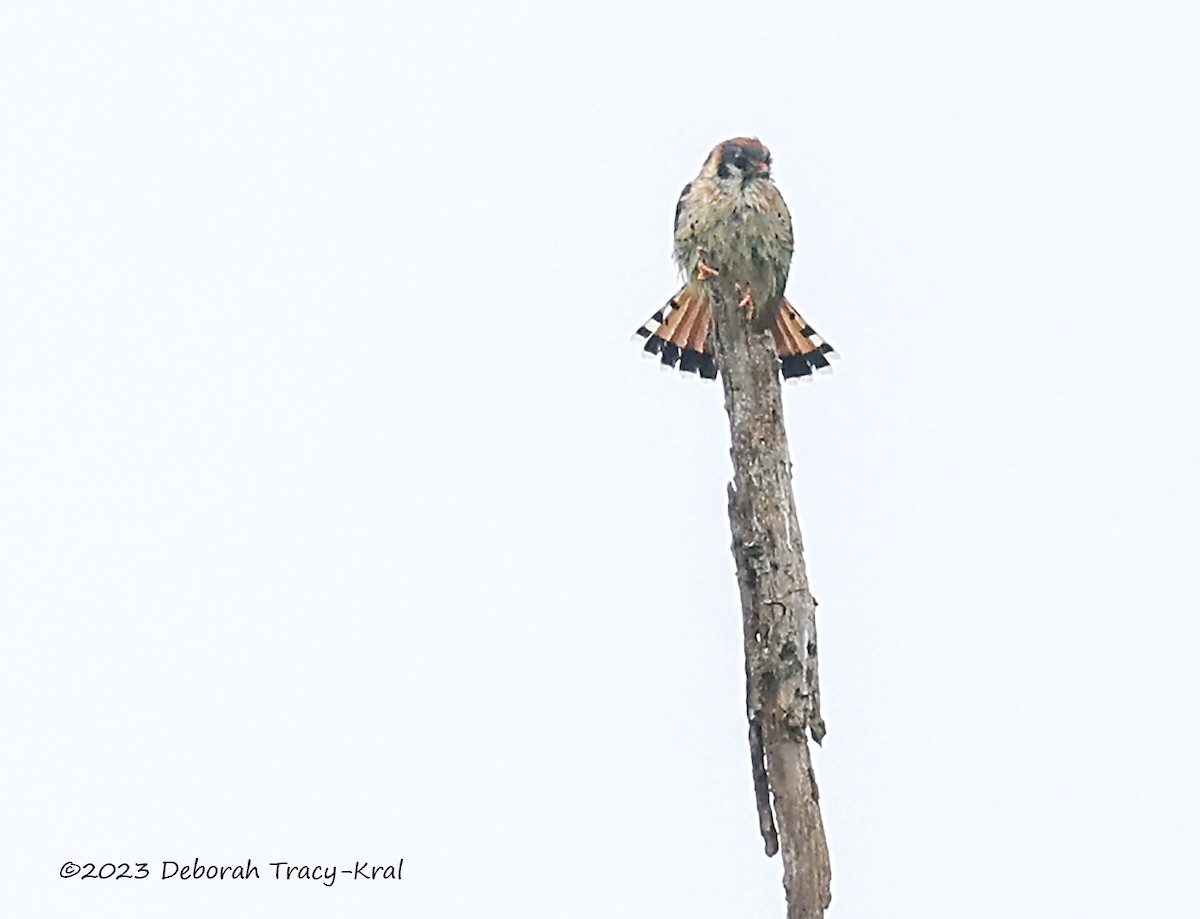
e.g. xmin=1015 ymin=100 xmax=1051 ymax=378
xmin=748 ymin=718 xmax=780 ymax=857
xmin=708 ymin=290 xmax=832 ymax=919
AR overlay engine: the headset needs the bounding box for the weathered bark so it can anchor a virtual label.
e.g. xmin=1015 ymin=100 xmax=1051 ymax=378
xmin=708 ymin=289 xmax=831 ymax=919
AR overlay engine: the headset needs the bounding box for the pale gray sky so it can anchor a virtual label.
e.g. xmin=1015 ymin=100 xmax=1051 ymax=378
xmin=3 ymin=2 xmax=1198 ymax=917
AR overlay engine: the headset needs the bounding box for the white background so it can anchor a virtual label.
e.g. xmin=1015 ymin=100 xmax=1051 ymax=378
xmin=2 ymin=2 xmax=1197 ymax=916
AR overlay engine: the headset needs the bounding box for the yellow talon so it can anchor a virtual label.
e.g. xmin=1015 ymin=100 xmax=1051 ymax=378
xmin=695 ymin=248 xmax=720 ymax=280
xmin=736 ymin=284 xmax=755 ymax=319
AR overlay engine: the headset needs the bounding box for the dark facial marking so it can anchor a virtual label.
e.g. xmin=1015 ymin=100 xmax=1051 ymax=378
xmin=719 ymin=141 xmax=769 ymax=179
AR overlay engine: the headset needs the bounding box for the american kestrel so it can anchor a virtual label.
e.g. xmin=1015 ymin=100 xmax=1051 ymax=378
xmin=636 ymin=137 xmax=836 ymax=379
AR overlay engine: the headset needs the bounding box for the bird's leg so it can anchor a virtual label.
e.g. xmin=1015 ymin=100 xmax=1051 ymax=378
xmin=735 ymin=283 xmax=756 ymax=320
xmin=695 ymin=247 xmax=720 ymax=280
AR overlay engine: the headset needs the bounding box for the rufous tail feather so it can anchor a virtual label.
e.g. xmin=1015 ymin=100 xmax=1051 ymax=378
xmin=635 ymin=288 xmax=836 ymax=380
xmin=634 ymin=286 xmax=717 ymax=378
xmin=771 ymin=300 xmax=838 ymax=379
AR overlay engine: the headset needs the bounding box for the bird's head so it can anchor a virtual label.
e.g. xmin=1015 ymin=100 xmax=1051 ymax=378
xmin=707 ymin=137 xmax=772 ymax=184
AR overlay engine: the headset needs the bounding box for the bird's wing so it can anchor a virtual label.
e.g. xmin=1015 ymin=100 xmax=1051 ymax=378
xmin=673 ymin=182 xmax=693 ymax=236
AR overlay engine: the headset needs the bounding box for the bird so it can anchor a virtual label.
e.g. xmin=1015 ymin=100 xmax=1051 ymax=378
xmin=635 ymin=137 xmax=836 ymax=380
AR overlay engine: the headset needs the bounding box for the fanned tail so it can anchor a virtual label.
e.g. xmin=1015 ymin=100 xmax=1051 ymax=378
xmin=634 ymin=286 xmax=718 ymax=379
xmin=772 ymin=299 xmax=838 ymax=380
xmin=635 ymin=288 xmax=836 ymax=381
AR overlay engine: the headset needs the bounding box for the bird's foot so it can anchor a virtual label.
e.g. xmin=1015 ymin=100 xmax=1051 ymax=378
xmin=695 ymin=248 xmax=720 ymax=280
xmin=736 ymin=284 xmax=755 ymax=319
